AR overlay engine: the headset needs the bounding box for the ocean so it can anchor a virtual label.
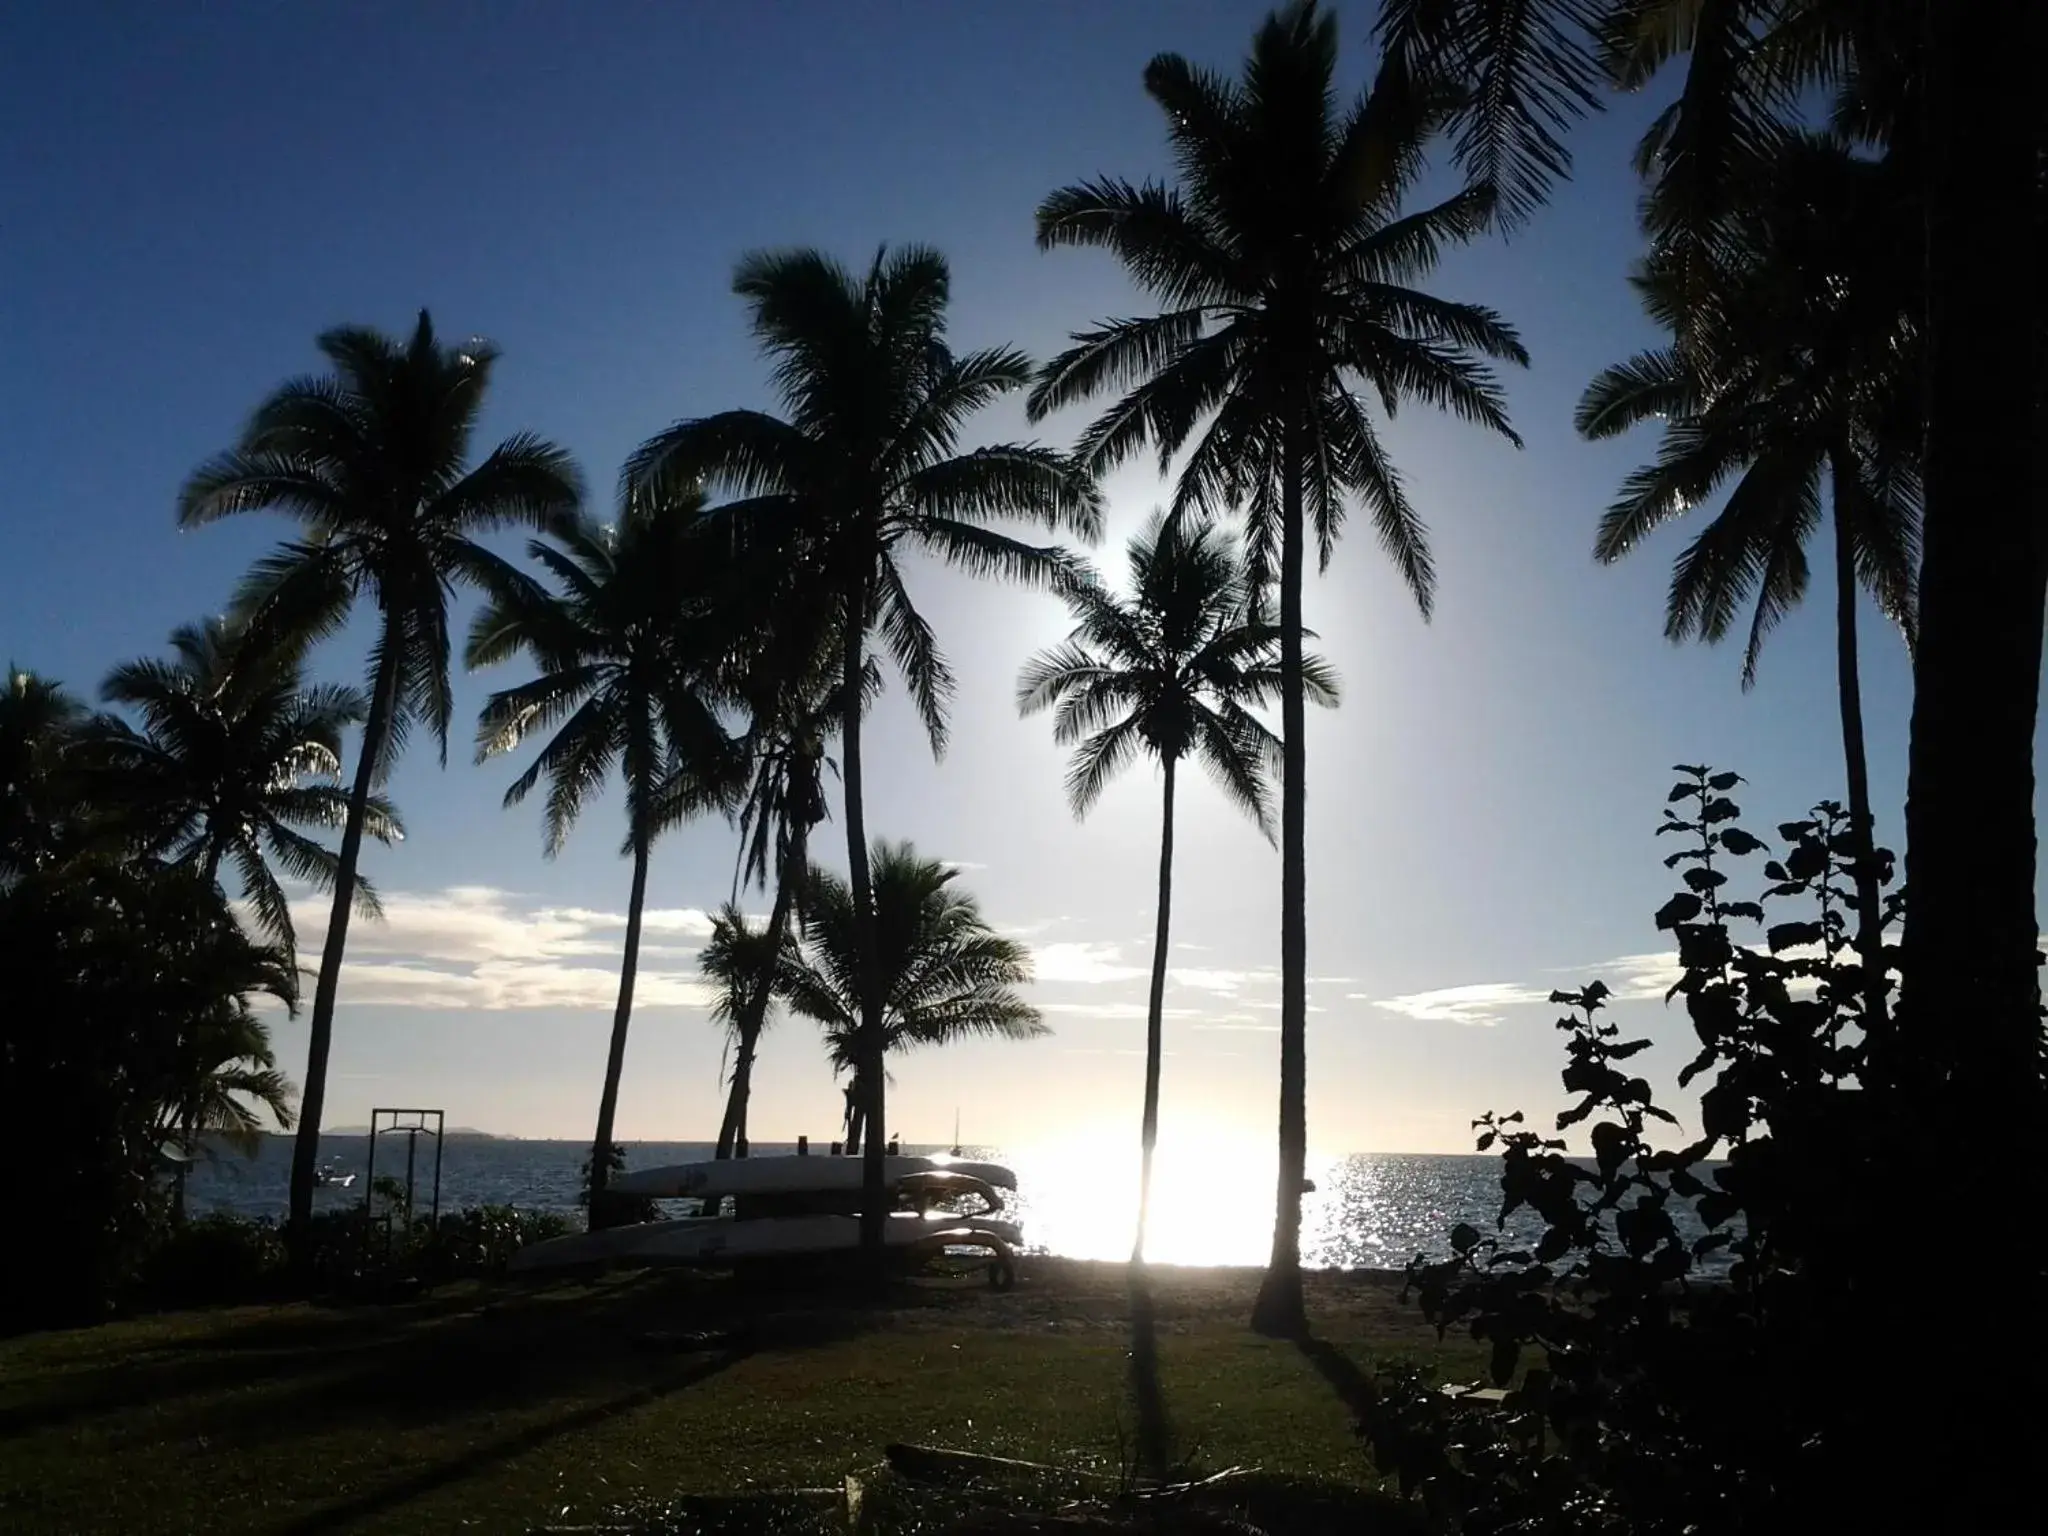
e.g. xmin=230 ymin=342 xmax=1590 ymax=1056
xmin=186 ymin=1135 xmax=1734 ymax=1272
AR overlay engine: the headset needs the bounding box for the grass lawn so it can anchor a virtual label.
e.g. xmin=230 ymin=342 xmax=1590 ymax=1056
xmin=0 ymin=1260 xmax=1479 ymax=1535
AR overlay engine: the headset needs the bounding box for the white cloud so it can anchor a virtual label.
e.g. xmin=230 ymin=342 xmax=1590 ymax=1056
xmin=1034 ymin=1002 xmax=1198 ymax=1021
xmin=1369 ymin=982 xmax=1553 ymax=1028
xmin=288 ymin=885 xmax=718 ymax=1013
xmin=1031 ymin=941 xmax=1148 ymax=985
xmin=1168 ymin=965 xmax=1277 ymax=995
xmin=1583 ymin=951 xmax=1684 ymax=1001
xmin=1190 ymin=1022 xmax=1281 ymax=1033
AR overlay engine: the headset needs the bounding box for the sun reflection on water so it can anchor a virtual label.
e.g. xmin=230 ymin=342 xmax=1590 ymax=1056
xmin=1000 ymin=1124 xmax=1348 ymax=1267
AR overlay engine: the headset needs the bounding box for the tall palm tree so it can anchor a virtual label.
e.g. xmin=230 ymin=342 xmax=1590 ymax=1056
xmin=1018 ymin=512 xmax=1338 ymax=1261
xmin=178 ymin=310 xmax=583 ymax=1230
xmin=1578 ymin=134 xmax=1919 ymax=1023
xmin=700 ymin=902 xmax=795 ymax=1157
xmin=627 ymin=246 xmax=1100 ymax=1265
xmin=77 ymin=617 xmax=403 ymax=958
xmin=468 ymin=483 xmax=743 ymax=1225
xmin=1368 ymin=2 xmax=2046 ymax=1330
xmin=1031 ymin=0 xmax=1526 ymax=1334
xmin=778 ymin=842 xmax=1045 ymax=1150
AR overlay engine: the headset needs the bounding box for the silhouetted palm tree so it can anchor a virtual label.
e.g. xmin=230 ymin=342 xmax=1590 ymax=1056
xmin=1 ymin=668 xmax=87 ymax=883
xmin=700 ymin=901 xmax=796 ymax=1156
xmin=1579 ymin=134 xmax=1919 ymax=1021
xmin=1019 ymin=512 xmax=1337 ymax=1261
xmin=468 ymin=483 xmax=742 ymax=1225
xmin=712 ymin=636 xmax=849 ymax=1159
xmin=158 ymin=1003 xmax=299 ymax=1222
xmin=628 ymin=246 xmax=1099 ymax=1264
xmin=1031 ymin=1 xmax=1526 ymax=1334
xmin=778 ymin=843 xmax=1044 ymax=1151
xmin=179 ymin=310 xmax=583 ymax=1229
xmin=78 ymin=617 xmax=402 ymax=959
xmin=1370 ymin=17 xmax=2048 ymax=1390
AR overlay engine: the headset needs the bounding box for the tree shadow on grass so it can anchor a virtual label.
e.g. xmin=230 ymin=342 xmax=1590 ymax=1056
xmin=275 ymin=1345 xmax=752 ymax=1536
xmin=1126 ymin=1262 xmax=1174 ymax=1482
xmin=1292 ymin=1332 xmax=1380 ymax=1428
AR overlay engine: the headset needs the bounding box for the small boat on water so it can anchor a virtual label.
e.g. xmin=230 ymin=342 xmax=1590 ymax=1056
xmin=511 ymin=1153 xmax=1021 ymax=1285
xmin=313 ymin=1165 xmax=357 ymax=1190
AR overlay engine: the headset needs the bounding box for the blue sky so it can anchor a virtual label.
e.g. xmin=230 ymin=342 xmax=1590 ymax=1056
xmin=2 ymin=2 xmax=1972 ymax=1157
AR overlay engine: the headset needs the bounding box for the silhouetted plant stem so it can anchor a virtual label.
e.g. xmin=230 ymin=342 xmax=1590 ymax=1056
xmin=288 ymin=641 xmax=398 ymax=1233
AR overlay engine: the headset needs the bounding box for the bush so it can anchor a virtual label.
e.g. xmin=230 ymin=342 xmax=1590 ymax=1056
xmin=123 ymin=1203 xmax=572 ymax=1311
xmin=415 ymin=1204 xmax=572 ymax=1282
xmin=1367 ymin=769 xmax=1905 ymax=1533
xmin=137 ymin=1212 xmax=289 ymax=1306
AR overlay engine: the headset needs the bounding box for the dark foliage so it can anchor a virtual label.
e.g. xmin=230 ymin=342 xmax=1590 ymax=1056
xmin=0 ymin=858 xmax=294 ymax=1328
xmin=1368 ymin=768 xmax=1907 ymax=1532
xmin=134 ymin=1205 xmax=572 ymax=1308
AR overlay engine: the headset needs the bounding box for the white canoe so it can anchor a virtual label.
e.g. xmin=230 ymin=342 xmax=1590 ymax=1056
xmin=510 ymin=1210 xmax=1022 ymax=1272
xmin=609 ymin=1154 xmax=1015 ymax=1199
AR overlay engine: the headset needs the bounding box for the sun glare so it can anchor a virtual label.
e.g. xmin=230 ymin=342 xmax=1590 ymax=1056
xmin=1003 ymin=1121 xmax=1341 ymax=1267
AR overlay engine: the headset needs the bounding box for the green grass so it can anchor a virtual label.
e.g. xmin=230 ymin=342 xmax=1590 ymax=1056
xmin=0 ymin=1261 xmax=1477 ymax=1535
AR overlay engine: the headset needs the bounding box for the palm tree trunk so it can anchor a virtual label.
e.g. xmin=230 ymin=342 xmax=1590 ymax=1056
xmin=287 ymin=640 xmax=399 ymax=1233
xmin=1133 ymin=755 xmax=1177 ymax=1266
xmin=840 ymin=578 xmax=888 ymax=1280
xmin=1253 ymin=414 xmax=1310 ymax=1338
xmin=717 ymin=859 xmax=800 ymax=1159
xmin=587 ymin=822 xmax=651 ymax=1231
xmin=1828 ymin=453 xmax=1890 ymax=1032
xmin=1900 ymin=0 xmax=2046 ymax=1099
xmin=202 ymin=841 xmax=225 ymax=890
xmin=1882 ymin=10 xmax=2046 ymax=1523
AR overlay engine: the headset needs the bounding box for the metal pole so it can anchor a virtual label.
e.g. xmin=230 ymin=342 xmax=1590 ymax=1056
xmin=429 ymin=1111 xmax=443 ymax=1228
xmin=404 ymin=1126 xmax=418 ymax=1228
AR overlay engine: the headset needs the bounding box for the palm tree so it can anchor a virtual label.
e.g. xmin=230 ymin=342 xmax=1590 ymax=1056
xmin=468 ymin=483 xmax=742 ymax=1226
xmin=1 ymin=668 xmax=87 ymax=883
xmin=1031 ymin=0 xmax=1526 ymax=1334
xmin=1018 ymin=512 xmax=1338 ymax=1261
xmin=77 ymin=617 xmax=403 ymax=958
xmin=627 ymin=246 xmax=1100 ymax=1265
xmin=1368 ymin=0 xmax=2046 ymax=1309
xmin=178 ymin=310 xmax=583 ymax=1230
xmin=157 ymin=1003 xmax=299 ymax=1222
xmin=700 ymin=902 xmax=795 ymax=1157
xmin=778 ymin=842 xmax=1044 ymax=1150
xmin=710 ymin=641 xmax=847 ymax=1159
xmin=1578 ymin=134 xmax=1919 ymax=1023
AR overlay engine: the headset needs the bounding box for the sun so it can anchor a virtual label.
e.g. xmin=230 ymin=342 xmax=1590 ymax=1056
xmin=1000 ymin=1119 xmax=1337 ymax=1267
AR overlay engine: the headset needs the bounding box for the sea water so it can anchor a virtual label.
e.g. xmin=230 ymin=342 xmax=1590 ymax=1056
xmin=185 ymin=1136 xmax=1735 ymax=1272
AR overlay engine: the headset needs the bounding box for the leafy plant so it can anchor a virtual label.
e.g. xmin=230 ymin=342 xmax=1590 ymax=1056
xmin=1368 ymin=767 xmax=1903 ymax=1532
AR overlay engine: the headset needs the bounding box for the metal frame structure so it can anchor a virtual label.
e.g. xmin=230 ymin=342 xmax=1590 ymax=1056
xmin=364 ymin=1107 xmax=445 ymax=1230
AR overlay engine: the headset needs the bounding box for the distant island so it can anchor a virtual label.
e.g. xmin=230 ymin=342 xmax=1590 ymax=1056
xmin=314 ymin=1126 xmax=508 ymax=1140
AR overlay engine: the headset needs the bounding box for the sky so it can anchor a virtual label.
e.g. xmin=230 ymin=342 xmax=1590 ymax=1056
xmin=4 ymin=2 xmax=2017 ymax=1160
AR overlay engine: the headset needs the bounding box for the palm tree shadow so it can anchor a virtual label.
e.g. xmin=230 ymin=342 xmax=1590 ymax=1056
xmin=1126 ymin=1262 xmax=1173 ymax=1481
xmin=275 ymin=1345 xmax=751 ymax=1536
xmin=1293 ymin=1332 xmax=1378 ymax=1428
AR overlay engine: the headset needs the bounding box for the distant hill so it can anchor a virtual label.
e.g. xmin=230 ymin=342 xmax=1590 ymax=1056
xmin=318 ymin=1126 xmax=506 ymax=1139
